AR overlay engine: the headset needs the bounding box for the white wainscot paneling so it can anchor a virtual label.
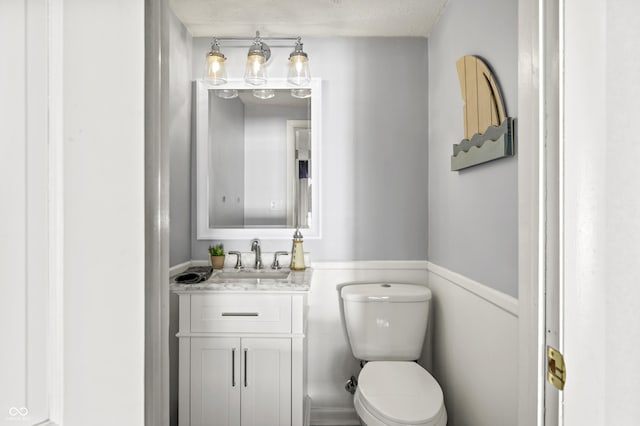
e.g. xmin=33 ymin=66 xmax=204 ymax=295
xmin=307 ymin=261 xmax=518 ymax=426
xmin=425 ymin=263 xmax=519 ymax=426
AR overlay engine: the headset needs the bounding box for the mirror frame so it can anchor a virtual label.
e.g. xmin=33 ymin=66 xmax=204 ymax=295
xmin=195 ymin=78 xmax=322 ymax=239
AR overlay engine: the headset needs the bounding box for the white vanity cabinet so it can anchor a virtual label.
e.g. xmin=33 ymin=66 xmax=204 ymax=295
xmin=176 ymin=292 xmax=308 ymax=426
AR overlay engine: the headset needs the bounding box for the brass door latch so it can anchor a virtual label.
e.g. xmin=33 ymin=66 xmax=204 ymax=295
xmin=547 ymin=346 xmax=566 ymax=390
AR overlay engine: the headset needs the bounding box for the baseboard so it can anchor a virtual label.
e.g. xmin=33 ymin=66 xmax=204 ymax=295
xmin=310 ymin=406 xmax=360 ymax=426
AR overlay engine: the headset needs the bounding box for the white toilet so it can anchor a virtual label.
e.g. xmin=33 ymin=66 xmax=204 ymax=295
xmin=339 ymin=282 xmax=447 ymax=426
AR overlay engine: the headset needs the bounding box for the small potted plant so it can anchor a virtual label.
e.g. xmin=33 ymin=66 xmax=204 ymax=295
xmin=209 ymin=243 xmax=225 ymax=269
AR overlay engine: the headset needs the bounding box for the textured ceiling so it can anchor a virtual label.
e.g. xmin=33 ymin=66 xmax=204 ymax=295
xmin=169 ymin=0 xmax=449 ymax=37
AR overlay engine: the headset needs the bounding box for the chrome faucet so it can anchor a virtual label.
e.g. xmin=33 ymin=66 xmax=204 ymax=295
xmin=250 ymin=238 xmax=263 ymax=269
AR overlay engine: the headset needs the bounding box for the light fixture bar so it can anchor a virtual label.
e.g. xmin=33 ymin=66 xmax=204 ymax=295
xmin=213 ymin=37 xmax=300 ymax=42
xmin=212 ymin=31 xmax=300 ymax=46
xmin=204 ymin=31 xmax=311 ymax=88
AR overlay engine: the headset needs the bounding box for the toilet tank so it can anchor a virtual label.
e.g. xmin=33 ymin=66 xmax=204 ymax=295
xmin=341 ymin=283 xmax=431 ymax=361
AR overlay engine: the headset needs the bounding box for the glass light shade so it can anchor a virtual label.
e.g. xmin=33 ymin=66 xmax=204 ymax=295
xmin=287 ymin=53 xmax=311 ymax=85
xmin=244 ymin=53 xmax=267 ymax=85
xmin=253 ymin=89 xmax=275 ymax=100
xmin=204 ymin=51 xmax=227 ymax=85
xmin=291 ymin=88 xmax=312 ymax=99
xmin=215 ymin=89 xmax=238 ymax=99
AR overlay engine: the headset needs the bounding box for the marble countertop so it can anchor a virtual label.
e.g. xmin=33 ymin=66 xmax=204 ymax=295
xmin=170 ymin=267 xmax=312 ymax=293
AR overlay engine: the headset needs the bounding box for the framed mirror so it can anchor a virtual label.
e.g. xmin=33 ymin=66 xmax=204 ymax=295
xmin=195 ymin=79 xmax=321 ymax=239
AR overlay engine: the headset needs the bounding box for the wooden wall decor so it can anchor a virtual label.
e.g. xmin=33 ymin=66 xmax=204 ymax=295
xmin=451 ymin=55 xmax=515 ymax=171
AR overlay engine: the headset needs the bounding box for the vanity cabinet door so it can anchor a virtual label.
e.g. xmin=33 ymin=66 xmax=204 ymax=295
xmin=190 ymin=337 xmax=241 ymax=426
xmin=240 ymin=338 xmax=292 ymax=426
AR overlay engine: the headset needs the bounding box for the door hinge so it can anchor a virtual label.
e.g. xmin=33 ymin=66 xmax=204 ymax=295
xmin=547 ymin=346 xmax=566 ymax=390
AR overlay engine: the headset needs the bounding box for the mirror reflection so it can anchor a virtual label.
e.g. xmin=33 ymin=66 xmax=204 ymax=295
xmin=207 ymin=88 xmax=312 ymax=229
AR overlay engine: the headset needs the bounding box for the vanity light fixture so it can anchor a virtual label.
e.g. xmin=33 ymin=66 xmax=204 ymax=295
xmin=204 ymin=39 xmax=227 ymax=85
xmin=244 ymin=34 xmax=270 ymax=85
xmin=204 ymin=31 xmax=312 ymax=95
xmin=287 ymin=38 xmax=311 ymax=86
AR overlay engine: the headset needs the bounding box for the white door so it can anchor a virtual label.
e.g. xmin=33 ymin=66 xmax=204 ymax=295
xmin=191 ymin=337 xmax=241 ymax=426
xmin=522 ymin=1 xmax=640 ymax=424
xmin=240 ymin=338 xmax=292 ymax=426
xmin=562 ymin=0 xmax=640 ymax=425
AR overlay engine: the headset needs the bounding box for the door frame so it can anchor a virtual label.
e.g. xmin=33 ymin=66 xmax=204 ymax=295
xmin=517 ymin=0 xmax=562 ymax=424
xmin=145 ymin=0 xmax=171 ymax=425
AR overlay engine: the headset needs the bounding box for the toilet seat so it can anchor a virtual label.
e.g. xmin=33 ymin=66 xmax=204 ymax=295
xmin=355 ymin=361 xmax=446 ymax=426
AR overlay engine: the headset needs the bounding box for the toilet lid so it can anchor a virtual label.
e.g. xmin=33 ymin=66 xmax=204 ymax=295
xmin=357 ymin=361 xmax=445 ymax=425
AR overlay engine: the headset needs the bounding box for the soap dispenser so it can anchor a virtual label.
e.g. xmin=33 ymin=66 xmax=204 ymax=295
xmin=290 ymin=229 xmax=306 ymax=271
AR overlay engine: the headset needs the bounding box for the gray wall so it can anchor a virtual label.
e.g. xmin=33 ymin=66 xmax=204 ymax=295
xmin=209 ymin=94 xmax=245 ymax=227
xmin=191 ymin=37 xmax=429 ymax=261
xmin=427 ymin=0 xmax=518 ymax=297
xmin=169 ymin=10 xmax=192 ymax=266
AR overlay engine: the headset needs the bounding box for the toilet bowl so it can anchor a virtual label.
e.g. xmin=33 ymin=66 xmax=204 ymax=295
xmin=353 ymin=361 xmax=446 ymax=426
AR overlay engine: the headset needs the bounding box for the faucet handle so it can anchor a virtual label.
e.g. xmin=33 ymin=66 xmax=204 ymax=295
xmin=228 ymin=251 xmax=243 ymax=269
xmin=271 ymin=251 xmax=289 ymax=270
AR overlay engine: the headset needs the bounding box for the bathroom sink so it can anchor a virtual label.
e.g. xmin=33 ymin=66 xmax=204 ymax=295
xmin=215 ymin=269 xmax=291 ymax=280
